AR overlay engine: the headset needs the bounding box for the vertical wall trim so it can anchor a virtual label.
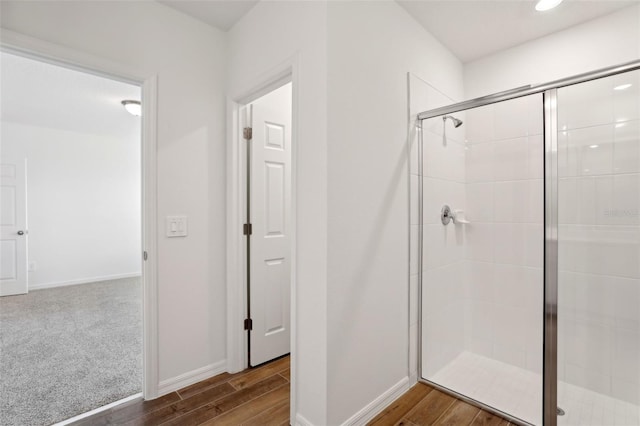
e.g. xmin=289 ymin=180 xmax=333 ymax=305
xmin=289 ymin=56 xmax=300 ymax=425
xmin=415 ymin=118 xmax=424 ymax=382
xmin=225 ymin=98 xmax=244 ymax=374
xmin=543 ymin=89 xmax=559 ymax=426
xmin=142 ymin=75 xmax=159 ymax=399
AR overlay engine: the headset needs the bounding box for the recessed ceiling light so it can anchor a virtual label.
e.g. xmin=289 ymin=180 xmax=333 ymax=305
xmin=121 ymin=100 xmax=142 ymax=116
xmin=589 ymin=144 xmax=599 ymax=149
xmin=614 ymin=84 xmax=632 ymax=91
xmin=535 ymin=0 xmax=564 ymax=11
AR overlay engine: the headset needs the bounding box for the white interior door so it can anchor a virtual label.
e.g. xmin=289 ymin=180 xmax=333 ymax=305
xmin=1 ymin=159 xmax=28 ymax=296
xmin=249 ymin=83 xmax=292 ymax=366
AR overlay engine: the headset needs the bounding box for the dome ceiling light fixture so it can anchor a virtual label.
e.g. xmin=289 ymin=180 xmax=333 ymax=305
xmin=121 ymin=100 xmax=142 ymax=116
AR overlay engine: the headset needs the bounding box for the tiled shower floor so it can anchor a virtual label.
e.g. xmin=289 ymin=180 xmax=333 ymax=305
xmin=427 ymin=351 xmax=640 ymax=425
xmin=558 ymin=381 xmax=640 ymax=426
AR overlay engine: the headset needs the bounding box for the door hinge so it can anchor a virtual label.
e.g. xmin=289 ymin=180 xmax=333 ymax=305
xmin=143 ymin=251 xmax=148 ymax=261
xmin=243 ymin=127 xmax=253 ymax=140
xmin=243 ymin=223 xmax=253 ymax=236
xmin=244 ymin=318 xmax=253 ymax=331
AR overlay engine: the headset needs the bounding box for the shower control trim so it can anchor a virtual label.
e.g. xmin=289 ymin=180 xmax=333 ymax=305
xmin=441 ymin=205 xmax=454 ymax=225
xmin=441 ymin=205 xmax=469 ymax=225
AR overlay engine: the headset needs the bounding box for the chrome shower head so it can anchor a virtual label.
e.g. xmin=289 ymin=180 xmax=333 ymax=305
xmin=443 ymin=115 xmax=463 ymax=128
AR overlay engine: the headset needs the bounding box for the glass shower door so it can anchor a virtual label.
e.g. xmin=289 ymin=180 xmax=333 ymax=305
xmin=556 ymin=69 xmax=640 ymax=425
xmin=420 ymin=93 xmax=545 ymax=425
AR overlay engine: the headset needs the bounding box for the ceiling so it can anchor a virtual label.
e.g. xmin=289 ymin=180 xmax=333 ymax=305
xmin=158 ymin=0 xmax=259 ymax=31
xmin=0 ymin=52 xmax=140 ymax=139
xmin=397 ymin=0 xmax=638 ymax=63
xmin=158 ymin=0 xmax=637 ymax=63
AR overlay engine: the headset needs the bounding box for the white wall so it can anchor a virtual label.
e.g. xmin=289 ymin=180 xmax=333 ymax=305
xmin=229 ymin=2 xmax=464 ymax=423
xmin=1 ymin=0 xmax=228 ymax=387
xmin=465 ymin=5 xmax=640 ymax=99
xmin=326 ymin=2 xmax=463 ymax=424
xmin=227 ymin=3 xmax=328 ymax=424
xmin=1 ymin=121 xmax=141 ymax=289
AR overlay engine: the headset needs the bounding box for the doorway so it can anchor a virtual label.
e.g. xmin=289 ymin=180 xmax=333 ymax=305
xmin=0 ymin=51 xmax=145 ymax=425
xmin=243 ymin=82 xmax=293 ymax=367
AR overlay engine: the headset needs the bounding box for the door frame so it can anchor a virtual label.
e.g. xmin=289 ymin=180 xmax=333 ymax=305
xmin=226 ymin=57 xmax=299 ymax=419
xmin=0 ymin=29 xmax=160 ymax=400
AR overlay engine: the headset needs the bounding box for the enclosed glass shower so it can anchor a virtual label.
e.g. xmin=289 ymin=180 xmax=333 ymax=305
xmin=416 ymin=62 xmax=640 ymax=426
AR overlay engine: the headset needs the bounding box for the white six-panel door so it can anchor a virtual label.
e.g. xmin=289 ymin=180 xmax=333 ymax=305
xmin=1 ymin=159 xmax=28 ymax=296
xmin=249 ymin=83 xmax=292 ymax=366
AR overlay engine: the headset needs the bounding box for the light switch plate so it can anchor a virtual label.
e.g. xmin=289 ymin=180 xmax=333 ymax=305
xmin=166 ymin=215 xmax=188 ymax=237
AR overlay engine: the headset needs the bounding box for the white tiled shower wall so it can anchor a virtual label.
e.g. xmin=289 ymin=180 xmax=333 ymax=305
xmin=413 ymin=85 xmax=544 ymax=381
xmin=557 ymin=70 xmax=640 ymax=405
xmin=463 ymin=94 xmax=544 ymax=374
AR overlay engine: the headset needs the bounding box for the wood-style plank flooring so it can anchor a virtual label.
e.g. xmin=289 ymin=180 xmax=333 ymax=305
xmin=72 ymin=356 xmax=290 ymax=426
xmin=73 ymin=358 xmax=515 ymax=426
xmin=368 ymin=383 xmax=517 ymax=426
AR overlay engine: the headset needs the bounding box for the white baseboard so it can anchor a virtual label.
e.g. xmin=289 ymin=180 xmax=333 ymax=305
xmin=341 ymin=376 xmax=411 ymax=426
xmin=295 ymin=413 xmax=315 ymax=426
xmin=29 ymin=272 xmax=142 ymax=291
xmin=158 ymin=359 xmax=227 ymax=396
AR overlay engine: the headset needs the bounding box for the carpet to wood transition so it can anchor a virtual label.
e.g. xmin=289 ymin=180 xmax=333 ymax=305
xmin=72 ymin=356 xmax=291 ymax=426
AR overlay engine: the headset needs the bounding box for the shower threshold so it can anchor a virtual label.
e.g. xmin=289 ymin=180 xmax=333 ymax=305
xmin=425 ymin=351 xmax=640 ymax=426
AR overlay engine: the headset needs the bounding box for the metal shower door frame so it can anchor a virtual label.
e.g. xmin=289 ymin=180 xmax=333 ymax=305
xmin=415 ymin=59 xmax=640 ymax=426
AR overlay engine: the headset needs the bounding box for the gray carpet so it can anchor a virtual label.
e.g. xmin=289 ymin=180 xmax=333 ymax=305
xmin=0 ymin=278 xmax=142 ymax=426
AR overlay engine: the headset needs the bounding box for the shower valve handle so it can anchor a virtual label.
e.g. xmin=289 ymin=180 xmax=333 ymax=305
xmin=441 ymin=205 xmax=469 ymax=225
xmin=441 ymin=205 xmax=455 ymax=225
